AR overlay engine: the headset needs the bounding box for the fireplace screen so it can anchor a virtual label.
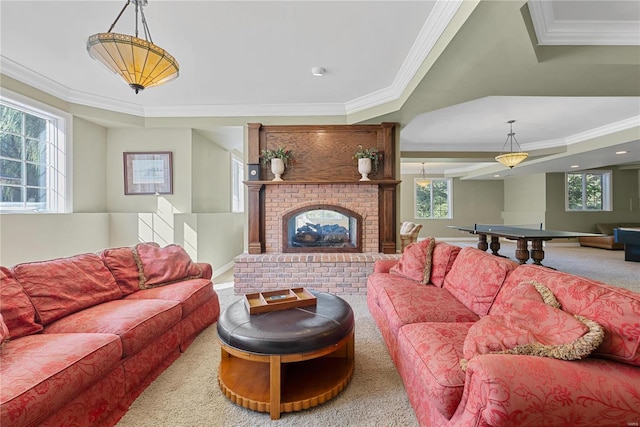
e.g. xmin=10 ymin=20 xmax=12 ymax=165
xmin=283 ymin=205 xmax=362 ymax=253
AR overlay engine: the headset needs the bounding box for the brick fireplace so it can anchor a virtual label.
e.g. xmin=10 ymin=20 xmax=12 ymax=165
xmin=234 ymin=123 xmax=400 ymax=295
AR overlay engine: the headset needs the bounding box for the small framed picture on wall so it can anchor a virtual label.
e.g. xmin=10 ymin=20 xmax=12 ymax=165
xmin=123 ymin=151 xmax=173 ymax=195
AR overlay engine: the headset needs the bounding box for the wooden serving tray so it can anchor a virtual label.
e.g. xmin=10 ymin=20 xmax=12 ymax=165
xmin=244 ymin=288 xmax=317 ymax=314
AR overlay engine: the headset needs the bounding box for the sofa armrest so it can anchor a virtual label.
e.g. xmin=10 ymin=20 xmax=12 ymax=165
xmin=197 ymin=262 xmax=213 ymax=280
xmin=453 ymin=354 xmax=640 ymax=427
xmin=374 ymin=259 xmax=398 ymax=274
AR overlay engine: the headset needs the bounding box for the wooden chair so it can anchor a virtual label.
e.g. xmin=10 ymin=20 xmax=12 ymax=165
xmin=399 ymin=222 xmax=423 ymax=252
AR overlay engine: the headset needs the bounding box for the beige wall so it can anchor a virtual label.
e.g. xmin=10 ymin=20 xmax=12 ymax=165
xmin=191 ymin=131 xmax=232 ymax=213
xmin=0 ymin=213 xmax=110 ymax=266
xmin=106 ymin=128 xmax=193 ymax=214
xmin=73 ymin=117 xmax=107 ymax=212
xmin=0 ymin=95 xmax=245 ymax=271
xmin=399 ymin=175 xmax=504 ymax=238
xmin=503 ymin=173 xmax=546 ymax=227
xmin=545 ymin=168 xmax=640 ymax=232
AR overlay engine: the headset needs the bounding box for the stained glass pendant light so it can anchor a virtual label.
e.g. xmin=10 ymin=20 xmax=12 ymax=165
xmin=87 ymin=0 xmax=179 ymax=94
xmin=416 ymin=162 xmax=430 ymax=187
xmin=495 ymin=120 xmax=528 ymax=168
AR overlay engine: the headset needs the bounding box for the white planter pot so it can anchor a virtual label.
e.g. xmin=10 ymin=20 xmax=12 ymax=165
xmin=271 ymin=158 xmax=285 ymax=181
xmin=358 ymin=158 xmax=372 ymax=181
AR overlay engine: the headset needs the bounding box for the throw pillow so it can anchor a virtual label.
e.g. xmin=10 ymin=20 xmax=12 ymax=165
xmin=460 ymin=281 xmax=604 ymax=371
xmin=100 ymin=242 xmax=160 ymax=295
xmin=390 ymin=237 xmax=436 ymax=284
xmin=0 ymin=266 xmax=43 ymax=338
xmin=0 ymin=313 xmax=10 ymax=344
xmin=133 ymin=243 xmax=202 ymax=289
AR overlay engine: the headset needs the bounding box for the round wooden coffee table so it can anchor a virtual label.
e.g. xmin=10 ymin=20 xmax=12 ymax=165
xmin=217 ymin=291 xmax=355 ymax=420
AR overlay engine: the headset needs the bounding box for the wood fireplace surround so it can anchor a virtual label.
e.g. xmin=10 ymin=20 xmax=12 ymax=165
xmin=245 ymin=123 xmax=400 ymax=255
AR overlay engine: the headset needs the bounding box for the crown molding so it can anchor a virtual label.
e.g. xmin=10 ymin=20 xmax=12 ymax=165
xmin=522 ymin=116 xmax=640 ymax=150
xmin=529 ymin=1 xmax=640 ymax=46
xmin=345 ymin=0 xmax=463 ymax=114
xmin=144 ymin=103 xmax=347 ymax=118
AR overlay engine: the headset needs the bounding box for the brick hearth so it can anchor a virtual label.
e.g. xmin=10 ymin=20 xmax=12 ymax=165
xmin=234 ymin=252 xmax=399 ymax=295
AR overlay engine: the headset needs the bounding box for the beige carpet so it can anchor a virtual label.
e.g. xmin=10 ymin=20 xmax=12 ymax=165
xmin=116 ymin=288 xmax=418 ymax=427
xmin=117 ymin=244 xmax=638 ymax=426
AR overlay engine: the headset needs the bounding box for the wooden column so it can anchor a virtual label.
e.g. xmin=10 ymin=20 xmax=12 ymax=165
xmin=379 ymin=183 xmax=398 ymax=254
xmin=246 ymin=183 xmax=264 ymax=254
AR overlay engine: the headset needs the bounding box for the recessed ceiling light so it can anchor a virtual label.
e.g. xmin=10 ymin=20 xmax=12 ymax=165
xmin=311 ymin=67 xmax=326 ymax=77
xmin=616 ymin=150 xmax=628 ymax=154
xmin=493 ymin=174 xmax=500 ymax=178
xmin=571 ymin=165 xmax=580 ymax=168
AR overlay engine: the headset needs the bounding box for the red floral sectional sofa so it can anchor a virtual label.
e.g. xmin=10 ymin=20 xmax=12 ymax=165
xmin=0 ymin=243 xmax=220 ymax=427
xmin=368 ymin=240 xmax=640 ymax=426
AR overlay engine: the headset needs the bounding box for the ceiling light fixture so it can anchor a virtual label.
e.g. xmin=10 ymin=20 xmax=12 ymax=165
xmin=616 ymin=150 xmax=628 ymax=154
xmin=311 ymin=67 xmax=326 ymax=77
xmin=416 ymin=162 xmax=430 ymax=187
xmin=86 ymin=0 xmax=179 ymax=94
xmin=495 ymin=120 xmax=528 ymax=168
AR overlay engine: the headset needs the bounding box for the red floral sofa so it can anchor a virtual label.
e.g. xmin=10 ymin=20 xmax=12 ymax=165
xmin=368 ymin=240 xmax=640 ymax=426
xmin=0 ymin=243 xmax=220 ymax=427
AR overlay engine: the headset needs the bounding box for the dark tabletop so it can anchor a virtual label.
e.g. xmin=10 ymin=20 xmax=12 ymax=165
xmin=217 ymin=291 xmax=354 ymax=355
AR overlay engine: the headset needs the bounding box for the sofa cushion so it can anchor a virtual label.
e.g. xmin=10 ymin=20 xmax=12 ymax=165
xmin=100 ymin=243 xmax=160 ymax=296
xmin=44 ymin=299 xmax=182 ymax=357
xmin=443 ymin=247 xmax=517 ymax=317
xmin=378 ymin=282 xmax=478 ymax=339
xmin=134 ymin=244 xmax=202 ymax=289
xmin=367 ymin=272 xmax=416 ymax=302
xmin=493 ymin=264 xmax=640 ymax=367
xmin=0 ymin=266 xmax=42 ymax=339
xmin=430 ymin=242 xmax=461 ymax=288
xmin=12 ymin=253 xmax=123 ymax=325
xmin=0 ymin=333 xmax=122 ymax=427
xmin=124 ymin=278 xmax=214 ymax=318
xmin=390 ymin=238 xmax=435 ymax=284
xmin=398 ymin=322 xmax=473 ymax=419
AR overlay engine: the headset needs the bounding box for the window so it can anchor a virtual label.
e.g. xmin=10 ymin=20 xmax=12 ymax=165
xmin=415 ymin=178 xmax=452 ymax=219
xmin=1 ymin=94 xmax=69 ymax=213
xmin=231 ymin=154 xmax=244 ymax=213
xmin=566 ymin=171 xmax=611 ymax=211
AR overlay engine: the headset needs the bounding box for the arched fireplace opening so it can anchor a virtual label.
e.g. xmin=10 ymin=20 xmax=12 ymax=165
xmin=283 ymin=205 xmax=363 ymax=253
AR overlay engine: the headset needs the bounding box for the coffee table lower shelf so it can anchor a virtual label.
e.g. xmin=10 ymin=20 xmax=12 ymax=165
xmin=218 ymin=331 xmax=354 ymax=420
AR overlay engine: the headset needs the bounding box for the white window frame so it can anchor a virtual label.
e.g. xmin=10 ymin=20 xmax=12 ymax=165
xmin=231 ymin=153 xmax=244 ymax=213
xmin=0 ymin=90 xmax=72 ymax=213
xmin=414 ymin=177 xmax=453 ymax=219
xmin=565 ymin=170 xmax=612 ymax=212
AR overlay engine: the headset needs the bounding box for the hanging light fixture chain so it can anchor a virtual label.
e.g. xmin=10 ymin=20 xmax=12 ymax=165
xmin=107 ymin=0 xmax=132 ymax=33
xmin=137 ymin=0 xmax=154 ymax=43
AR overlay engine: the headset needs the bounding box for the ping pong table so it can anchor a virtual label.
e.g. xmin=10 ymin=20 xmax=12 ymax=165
xmin=448 ymin=224 xmax=600 ymax=266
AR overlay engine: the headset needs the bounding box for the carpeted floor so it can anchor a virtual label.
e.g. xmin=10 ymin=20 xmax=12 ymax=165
xmin=116 ymin=288 xmax=418 ymax=427
xmin=116 ymin=243 xmax=638 ymax=426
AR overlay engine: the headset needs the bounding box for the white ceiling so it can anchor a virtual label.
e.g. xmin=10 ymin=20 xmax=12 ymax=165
xmin=1 ymin=0 xmax=639 ymax=179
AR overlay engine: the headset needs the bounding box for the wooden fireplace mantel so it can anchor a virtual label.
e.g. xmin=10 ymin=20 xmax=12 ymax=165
xmin=245 ymin=123 xmax=399 ymax=254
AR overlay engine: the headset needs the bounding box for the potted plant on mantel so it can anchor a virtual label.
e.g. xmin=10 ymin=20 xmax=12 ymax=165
xmin=354 ymin=145 xmax=382 ymax=181
xmin=261 ymin=146 xmax=293 ymax=181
